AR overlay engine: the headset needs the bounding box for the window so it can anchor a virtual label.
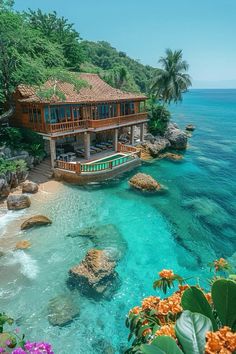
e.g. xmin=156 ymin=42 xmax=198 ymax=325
xmin=44 ymin=106 xmax=50 ymax=123
xmin=37 ymin=109 xmax=41 ymax=123
xmin=22 ymin=105 xmax=28 ymax=114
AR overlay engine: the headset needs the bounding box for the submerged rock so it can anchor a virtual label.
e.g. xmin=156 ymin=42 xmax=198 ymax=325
xmin=129 ymin=173 xmax=164 ymax=192
xmin=15 ymin=240 xmax=31 ymax=249
xmin=186 ymin=124 xmax=196 ymax=131
xmin=48 ymin=294 xmax=79 ymax=326
xmin=164 ymin=122 xmax=188 ymax=150
xmin=21 ymin=215 xmax=52 ymax=230
xmin=22 ymin=181 xmax=38 ymax=194
xmin=7 ymin=194 xmax=31 ymax=210
xmin=68 ymin=249 xmax=119 ymax=298
xmin=159 ymin=152 xmax=183 ymax=161
xmin=67 ymin=224 xmax=127 ymax=261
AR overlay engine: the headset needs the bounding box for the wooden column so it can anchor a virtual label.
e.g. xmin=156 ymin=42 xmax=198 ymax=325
xmin=140 ymin=123 xmax=145 ymax=142
xmin=84 ymin=132 xmax=90 ymax=160
xmin=117 ymin=102 xmax=120 ymax=116
xmin=49 ymin=139 xmax=56 ymax=168
xmin=113 ymin=128 xmax=119 ymax=152
xmin=130 ymin=126 xmax=135 ymax=145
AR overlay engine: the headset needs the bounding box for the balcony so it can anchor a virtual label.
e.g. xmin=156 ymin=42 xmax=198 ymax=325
xmin=87 ymin=112 xmax=148 ymax=130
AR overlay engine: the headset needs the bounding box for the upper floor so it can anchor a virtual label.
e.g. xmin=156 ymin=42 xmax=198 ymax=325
xmin=13 ymin=73 xmax=148 ymax=136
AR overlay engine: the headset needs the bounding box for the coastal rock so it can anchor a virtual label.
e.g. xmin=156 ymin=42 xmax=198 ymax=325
xmin=129 ymin=173 xmax=163 ymax=192
xmin=164 ymin=122 xmax=188 ymax=150
xmin=68 ymin=249 xmax=118 ymax=298
xmin=15 ymin=240 xmax=31 ymax=249
xmin=21 ymin=215 xmax=52 ymax=230
xmin=0 ymin=178 xmax=10 ymax=198
xmin=144 ymin=137 xmax=170 ymax=157
xmin=186 ymin=124 xmax=196 ymax=131
xmin=22 ymin=181 xmax=39 ymax=194
xmin=7 ymin=194 xmax=31 ymax=210
xmin=48 ymin=294 xmax=79 ymax=326
xmin=67 ymin=224 xmax=127 ymax=261
xmin=159 ymin=152 xmax=183 ymax=161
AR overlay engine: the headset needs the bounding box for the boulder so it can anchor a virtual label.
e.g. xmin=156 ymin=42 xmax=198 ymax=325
xmin=129 ymin=173 xmax=163 ymax=192
xmin=48 ymin=294 xmax=79 ymax=326
xmin=68 ymin=249 xmax=119 ymax=298
xmin=144 ymin=137 xmax=170 ymax=157
xmin=186 ymin=124 xmax=196 ymax=131
xmin=0 ymin=178 xmax=10 ymax=199
xmin=164 ymin=122 xmax=188 ymax=150
xmin=21 ymin=215 xmax=52 ymax=230
xmin=22 ymin=181 xmax=38 ymax=194
xmin=7 ymin=194 xmax=31 ymax=210
xmin=15 ymin=240 xmax=31 ymax=249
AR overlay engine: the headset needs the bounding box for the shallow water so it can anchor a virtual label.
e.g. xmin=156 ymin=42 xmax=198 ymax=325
xmin=0 ymin=89 xmax=236 ymax=353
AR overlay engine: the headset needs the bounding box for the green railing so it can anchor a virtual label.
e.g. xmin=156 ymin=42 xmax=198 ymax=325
xmin=80 ymin=155 xmax=132 ymax=173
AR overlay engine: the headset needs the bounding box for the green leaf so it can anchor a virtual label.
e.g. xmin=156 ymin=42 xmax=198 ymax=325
xmin=175 ymin=310 xmax=213 ymax=354
xmin=181 ymin=286 xmax=218 ymax=330
xmin=151 ymin=336 xmax=183 ymax=353
xmin=212 ymin=279 xmax=236 ymax=330
xmin=141 ymin=344 xmax=165 ymax=354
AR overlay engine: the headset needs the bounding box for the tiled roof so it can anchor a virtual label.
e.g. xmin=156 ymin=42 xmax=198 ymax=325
xmin=17 ymin=73 xmax=146 ymax=104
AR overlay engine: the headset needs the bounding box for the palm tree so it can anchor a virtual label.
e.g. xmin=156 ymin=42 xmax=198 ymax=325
xmin=151 ymin=49 xmax=191 ymax=104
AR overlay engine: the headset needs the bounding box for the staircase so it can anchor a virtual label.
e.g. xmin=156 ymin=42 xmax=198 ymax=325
xmin=28 ymin=158 xmax=53 ymax=184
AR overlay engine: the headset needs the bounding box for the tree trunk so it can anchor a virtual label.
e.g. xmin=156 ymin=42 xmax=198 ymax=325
xmin=0 ymin=107 xmax=14 ymax=122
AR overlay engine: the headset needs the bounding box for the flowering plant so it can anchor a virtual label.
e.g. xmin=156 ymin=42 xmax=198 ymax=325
xmin=153 ymin=269 xmax=184 ymax=294
xmin=0 ymin=314 xmax=53 ymax=354
xmin=125 ymin=262 xmax=236 ymax=354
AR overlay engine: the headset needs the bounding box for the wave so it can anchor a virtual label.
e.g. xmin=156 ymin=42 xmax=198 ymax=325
xmin=6 ymin=250 xmax=39 ymax=280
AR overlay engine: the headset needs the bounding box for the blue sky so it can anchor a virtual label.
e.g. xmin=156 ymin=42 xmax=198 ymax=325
xmin=14 ymin=0 xmax=236 ymax=88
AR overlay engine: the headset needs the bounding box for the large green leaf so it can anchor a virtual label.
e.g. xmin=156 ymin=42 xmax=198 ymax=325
xmin=181 ymin=286 xmax=218 ymax=330
xmin=151 ymin=336 xmax=183 ymax=353
xmin=141 ymin=344 xmax=165 ymax=354
xmin=175 ymin=310 xmax=213 ymax=354
xmin=212 ymin=279 xmax=236 ymax=330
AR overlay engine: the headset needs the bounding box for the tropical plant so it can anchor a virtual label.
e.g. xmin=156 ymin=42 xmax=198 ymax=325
xmin=148 ymin=104 xmax=171 ymax=136
xmin=151 ymin=49 xmax=192 ymax=104
xmin=125 ymin=259 xmax=236 ymax=354
xmin=0 ymin=127 xmax=22 ymax=149
xmin=0 ymin=159 xmax=27 ymax=175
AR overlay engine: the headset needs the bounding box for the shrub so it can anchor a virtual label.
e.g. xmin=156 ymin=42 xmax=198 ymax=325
xmin=125 ymin=259 xmax=236 ymax=353
xmin=0 ymin=159 xmax=27 ymax=175
xmin=148 ymin=104 xmax=170 ymax=136
xmin=0 ymin=128 xmax=23 ymax=149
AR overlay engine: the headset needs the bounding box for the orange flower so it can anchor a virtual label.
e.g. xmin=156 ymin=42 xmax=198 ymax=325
xmin=205 ymin=327 xmax=236 ymax=354
xmin=214 ymin=258 xmax=229 ymax=272
xmin=129 ymin=306 xmax=141 ymax=315
xmin=178 ymin=284 xmax=190 ymax=293
xmin=142 ymin=296 xmax=160 ymax=311
xmin=155 ymin=324 xmax=176 ymax=339
xmin=159 ymin=269 xmax=174 ymax=279
xmin=142 ymin=328 xmax=152 ymax=337
xmin=205 ymin=292 xmax=212 ymax=304
xmin=158 ymin=292 xmax=182 ymax=316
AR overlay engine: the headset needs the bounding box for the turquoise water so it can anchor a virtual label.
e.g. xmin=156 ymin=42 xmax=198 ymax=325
xmin=83 ymin=153 xmax=130 ymax=172
xmin=0 ymin=89 xmax=236 ymax=353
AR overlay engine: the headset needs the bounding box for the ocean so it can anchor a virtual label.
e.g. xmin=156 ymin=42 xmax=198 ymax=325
xmin=0 ymin=89 xmax=236 ymax=353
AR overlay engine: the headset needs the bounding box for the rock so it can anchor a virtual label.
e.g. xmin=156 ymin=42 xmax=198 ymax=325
xmin=94 ymin=339 xmax=115 ymax=354
xmin=129 ymin=173 xmax=164 ymax=192
xmin=164 ymin=122 xmax=188 ymax=150
xmin=68 ymin=249 xmax=119 ymax=298
xmin=143 ymin=137 xmax=170 ymax=157
xmin=159 ymin=152 xmax=183 ymax=161
xmin=186 ymin=124 xmax=196 ymax=131
xmin=15 ymin=240 xmax=31 ymax=249
xmin=22 ymin=181 xmax=38 ymax=194
xmin=21 ymin=215 xmax=52 ymax=230
xmin=48 ymin=294 xmax=79 ymax=326
xmin=67 ymin=224 xmax=127 ymax=261
xmin=7 ymin=194 xmax=31 ymax=210
xmin=0 ymin=178 xmax=10 ymax=199
xmin=3 ymin=147 xmax=12 ymax=158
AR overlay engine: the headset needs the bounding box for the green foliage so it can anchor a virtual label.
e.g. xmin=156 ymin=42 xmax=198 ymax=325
xmin=175 ymin=311 xmax=212 ymax=354
xmin=25 ymin=9 xmax=84 ymax=70
xmin=0 ymin=313 xmax=14 ymax=333
xmin=0 ymin=159 xmax=27 ymax=175
xmin=211 ymin=279 xmax=236 ymax=330
xmin=151 ymin=49 xmax=191 ymax=104
xmin=142 ymin=336 xmax=183 ymax=354
xmin=148 ymin=104 xmax=170 ymax=136
xmin=181 ymin=286 xmax=218 ymax=331
xmin=0 ymin=127 xmax=22 ymax=149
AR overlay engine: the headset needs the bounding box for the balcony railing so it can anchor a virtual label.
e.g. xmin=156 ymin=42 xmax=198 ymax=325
xmin=46 ymin=120 xmax=87 ymax=133
xmin=88 ymin=112 xmax=148 ymax=129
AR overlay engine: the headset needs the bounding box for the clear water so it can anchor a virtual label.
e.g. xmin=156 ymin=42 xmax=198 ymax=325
xmin=0 ymin=89 xmax=236 ymax=353
xmin=89 ymin=153 xmax=125 ymax=163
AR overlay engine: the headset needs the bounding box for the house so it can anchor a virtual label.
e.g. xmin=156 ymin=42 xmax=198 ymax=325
xmin=13 ymin=73 xmax=148 ymax=183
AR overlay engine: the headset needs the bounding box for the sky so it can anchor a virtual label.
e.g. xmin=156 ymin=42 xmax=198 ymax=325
xmin=14 ymin=0 xmax=236 ymax=88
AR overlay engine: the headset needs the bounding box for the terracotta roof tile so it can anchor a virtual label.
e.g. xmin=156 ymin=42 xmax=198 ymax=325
xmin=17 ymin=73 xmax=146 ymax=104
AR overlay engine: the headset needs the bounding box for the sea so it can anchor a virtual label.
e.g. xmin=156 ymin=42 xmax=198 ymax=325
xmin=0 ymin=89 xmax=236 ymax=353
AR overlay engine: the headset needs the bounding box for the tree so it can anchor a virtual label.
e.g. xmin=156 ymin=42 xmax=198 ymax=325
xmin=151 ymin=49 xmax=192 ymax=104
xmin=148 ymin=103 xmax=170 ymax=136
xmin=25 ymin=9 xmax=84 ymax=70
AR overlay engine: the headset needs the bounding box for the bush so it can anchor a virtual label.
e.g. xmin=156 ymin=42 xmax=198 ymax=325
xmin=0 ymin=127 xmax=23 ymax=149
xmin=0 ymin=159 xmax=27 ymax=175
xmin=148 ymin=104 xmax=170 ymax=136
xmin=125 ymin=259 xmax=236 ymax=353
